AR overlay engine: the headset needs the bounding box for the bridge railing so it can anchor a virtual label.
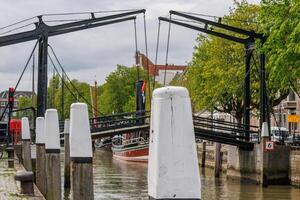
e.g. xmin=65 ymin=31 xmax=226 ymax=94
xmin=193 ymin=116 xmax=259 ymax=142
xmin=90 ymin=113 xmax=150 ymax=133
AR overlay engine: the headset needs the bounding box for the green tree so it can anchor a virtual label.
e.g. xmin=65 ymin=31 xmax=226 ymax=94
xmin=47 ymin=75 xmax=92 ymax=119
xmin=16 ymin=96 xmax=35 ymax=121
xmin=259 ymin=0 xmax=300 ymax=96
xmin=98 ymin=65 xmax=148 ymax=114
xmin=172 ymin=1 xmax=290 ymax=123
xmin=171 ymin=1 xmax=261 ymax=122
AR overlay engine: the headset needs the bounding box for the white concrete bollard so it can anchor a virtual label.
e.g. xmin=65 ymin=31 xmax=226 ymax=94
xmin=70 ymin=103 xmax=94 ymax=200
xmin=35 ymin=117 xmax=47 ymax=196
xmin=148 ymin=86 xmax=201 ymax=199
xmin=21 ymin=117 xmax=32 ymax=171
xmin=21 ymin=117 xmax=31 ymax=141
xmin=44 ymin=109 xmax=61 ymax=200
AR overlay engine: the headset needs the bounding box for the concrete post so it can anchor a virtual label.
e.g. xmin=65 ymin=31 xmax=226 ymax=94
xmin=261 ymin=122 xmax=269 ymax=187
xmin=21 ymin=117 xmax=32 ymax=171
xmin=45 ymin=109 xmax=61 ymax=200
xmin=214 ymin=142 xmax=222 ymax=177
xmin=70 ymin=103 xmax=94 ymax=200
xmin=35 ymin=117 xmax=47 ymax=196
xmin=64 ymin=119 xmax=71 ymax=188
xmin=148 ymin=86 xmax=201 ymax=200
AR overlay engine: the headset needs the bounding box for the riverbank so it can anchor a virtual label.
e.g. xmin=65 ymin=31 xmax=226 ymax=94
xmin=197 ymin=142 xmax=300 ymax=187
xmin=0 ymin=153 xmax=44 ymax=199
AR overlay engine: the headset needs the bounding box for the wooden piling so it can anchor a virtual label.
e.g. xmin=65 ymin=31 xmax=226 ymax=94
xmin=64 ymin=119 xmax=71 ymax=188
xmin=14 ymin=144 xmax=22 ymax=163
xmin=21 ymin=117 xmax=32 ymax=171
xmin=5 ymin=147 xmax=14 ymax=168
xmin=71 ymin=159 xmax=94 ymax=200
xmin=22 ymin=140 xmax=32 ymax=171
xmin=214 ymin=142 xmax=222 ymax=177
xmin=201 ymin=141 xmax=206 ymax=168
xmin=35 ymin=117 xmax=47 ymax=196
xmin=45 ymin=150 xmax=61 ymax=200
xmin=36 ymin=144 xmax=46 ymax=196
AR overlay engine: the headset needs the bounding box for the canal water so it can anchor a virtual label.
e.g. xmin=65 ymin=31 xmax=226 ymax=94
xmin=63 ymin=150 xmax=300 ymax=200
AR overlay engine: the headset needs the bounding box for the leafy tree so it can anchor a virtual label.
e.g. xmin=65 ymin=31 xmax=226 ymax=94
xmin=98 ymin=65 xmax=148 ymax=114
xmin=171 ymin=1 xmax=261 ymax=123
xmin=259 ymin=0 xmax=300 ymax=96
xmin=172 ymin=1 xmax=288 ymax=123
xmin=46 ymin=75 xmax=92 ymax=119
xmin=16 ymin=96 xmax=35 ymax=126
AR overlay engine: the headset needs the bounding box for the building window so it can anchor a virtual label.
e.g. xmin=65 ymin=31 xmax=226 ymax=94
xmin=288 ymin=91 xmax=296 ymax=101
xmin=0 ymin=101 xmax=6 ymax=107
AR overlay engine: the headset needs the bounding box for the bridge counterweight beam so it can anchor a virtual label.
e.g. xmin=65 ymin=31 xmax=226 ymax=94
xmin=37 ymin=36 xmax=48 ymax=117
xmin=243 ymin=43 xmax=254 ymax=141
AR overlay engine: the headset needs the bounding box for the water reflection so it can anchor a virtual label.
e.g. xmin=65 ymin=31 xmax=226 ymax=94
xmin=93 ymin=150 xmax=148 ymax=200
xmin=62 ymin=150 xmax=300 ymax=200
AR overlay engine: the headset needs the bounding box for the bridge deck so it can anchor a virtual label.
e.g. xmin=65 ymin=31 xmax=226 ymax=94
xmin=91 ymin=124 xmax=150 ymax=139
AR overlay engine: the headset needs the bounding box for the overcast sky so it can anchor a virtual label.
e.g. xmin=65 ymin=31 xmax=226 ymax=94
xmin=0 ymin=0 xmax=260 ymax=92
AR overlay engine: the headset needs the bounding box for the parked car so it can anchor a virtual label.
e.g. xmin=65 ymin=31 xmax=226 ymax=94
xmin=270 ymin=126 xmax=290 ymax=143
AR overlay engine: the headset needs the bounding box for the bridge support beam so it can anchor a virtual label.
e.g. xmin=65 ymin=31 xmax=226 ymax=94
xmin=260 ymin=122 xmax=290 ymax=187
xmin=148 ymin=86 xmax=201 ymax=199
xmin=37 ymin=35 xmax=48 ymax=117
xmin=227 ymin=145 xmax=260 ymax=183
xmin=243 ymin=44 xmax=254 ymax=141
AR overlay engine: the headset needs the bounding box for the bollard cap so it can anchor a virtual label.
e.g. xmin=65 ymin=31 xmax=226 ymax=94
xmin=21 ymin=117 xmax=30 ymax=140
xmin=152 ymin=86 xmax=189 ymax=99
xmin=35 ymin=117 xmax=45 ymax=144
xmin=63 ymin=119 xmax=70 ymax=134
xmin=45 ymin=109 xmax=60 ymax=150
xmin=70 ymin=103 xmax=92 ymax=158
xmin=261 ymin=122 xmax=269 ymax=138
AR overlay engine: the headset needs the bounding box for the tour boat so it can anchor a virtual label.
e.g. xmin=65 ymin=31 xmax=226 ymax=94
xmin=111 ymin=135 xmax=149 ymax=162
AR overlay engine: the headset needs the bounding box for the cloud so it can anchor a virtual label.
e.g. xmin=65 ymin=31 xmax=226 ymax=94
xmin=0 ymin=0 xmax=260 ymax=91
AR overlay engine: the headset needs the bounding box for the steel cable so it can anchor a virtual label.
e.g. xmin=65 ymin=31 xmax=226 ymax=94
xmin=153 ymin=20 xmax=161 ymax=89
xmin=163 ymin=15 xmax=172 ymax=86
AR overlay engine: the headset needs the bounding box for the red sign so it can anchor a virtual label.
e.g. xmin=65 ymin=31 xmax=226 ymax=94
xmin=265 ymin=141 xmax=275 ymax=151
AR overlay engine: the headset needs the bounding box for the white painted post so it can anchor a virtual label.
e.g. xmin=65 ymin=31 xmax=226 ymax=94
xmin=70 ymin=103 xmax=94 ymax=200
xmin=21 ymin=117 xmax=32 ymax=171
xmin=44 ymin=109 xmax=61 ymax=200
xmin=35 ymin=117 xmax=47 ymax=196
xmin=148 ymin=86 xmax=201 ymax=199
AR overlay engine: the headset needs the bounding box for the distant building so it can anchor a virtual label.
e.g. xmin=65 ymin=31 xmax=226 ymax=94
xmin=0 ymin=90 xmax=33 ymax=119
xmin=196 ymin=91 xmax=300 ymax=133
xmin=136 ymin=52 xmax=187 ymax=85
xmin=269 ymin=91 xmax=299 ymax=132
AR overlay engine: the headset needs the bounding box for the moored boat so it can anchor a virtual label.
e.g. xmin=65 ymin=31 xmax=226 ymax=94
xmin=112 ymin=136 xmax=149 ymax=162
